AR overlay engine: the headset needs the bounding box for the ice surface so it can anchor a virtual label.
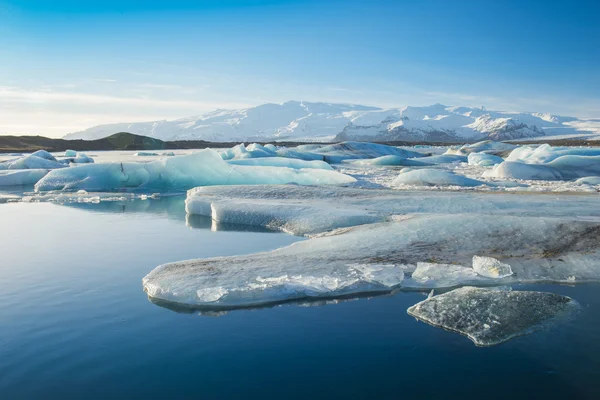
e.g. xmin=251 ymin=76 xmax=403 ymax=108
xmin=407 ymin=287 xmax=578 ymax=346
xmin=227 ymin=157 xmax=333 ymax=170
xmin=185 ymin=185 xmax=600 ymax=235
xmin=0 ymin=169 xmax=49 ymax=186
xmin=468 ymin=152 xmax=504 ymax=167
xmin=143 ymin=214 xmax=600 ymax=308
xmin=34 ymin=150 xmax=355 ymax=192
xmin=392 ymin=169 xmax=486 ymax=187
xmin=472 ymin=256 xmax=513 ymax=278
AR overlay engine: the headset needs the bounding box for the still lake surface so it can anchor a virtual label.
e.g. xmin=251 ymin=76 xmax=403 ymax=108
xmin=1 ymin=196 xmax=600 ymax=399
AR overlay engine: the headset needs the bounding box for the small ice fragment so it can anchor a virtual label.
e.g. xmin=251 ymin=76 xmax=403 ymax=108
xmin=472 ymin=255 xmax=513 ymax=278
xmin=407 ymin=286 xmax=578 ymax=346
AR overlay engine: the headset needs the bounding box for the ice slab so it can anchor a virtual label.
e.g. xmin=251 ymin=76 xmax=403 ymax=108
xmin=408 ymin=262 xmax=484 ymax=288
xmin=185 ymin=185 xmax=600 ymax=235
xmin=34 ymin=150 xmax=356 ymax=192
xmin=0 ymin=169 xmax=49 ymax=186
xmin=392 ymin=169 xmax=486 ymax=187
xmin=468 ymin=152 xmax=504 ymax=167
xmin=407 ymin=287 xmax=578 ymax=346
xmin=227 ymin=157 xmax=333 ymax=170
xmin=143 ymin=214 xmax=600 ymax=308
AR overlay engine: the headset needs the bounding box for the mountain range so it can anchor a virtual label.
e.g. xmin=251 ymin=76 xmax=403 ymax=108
xmin=64 ymin=101 xmax=600 ymax=143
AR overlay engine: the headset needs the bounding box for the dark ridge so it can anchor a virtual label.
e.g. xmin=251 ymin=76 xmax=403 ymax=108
xmin=2 ymin=132 xmax=598 ymax=154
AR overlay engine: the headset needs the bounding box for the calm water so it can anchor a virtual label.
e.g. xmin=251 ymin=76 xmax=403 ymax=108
xmin=1 ymin=197 xmax=600 ymax=399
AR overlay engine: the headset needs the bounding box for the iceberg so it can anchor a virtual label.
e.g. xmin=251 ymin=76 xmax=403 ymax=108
xmin=356 ymin=155 xmax=429 ymax=167
xmin=30 ymin=150 xmax=57 ymax=161
xmin=64 ymin=149 xmax=77 ymax=157
xmin=482 ymin=161 xmax=563 ymax=180
xmin=467 ymin=152 xmax=504 ymax=167
xmin=143 ymin=214 xmax=600 ymax=308
xmin=445 ymin=141 xmax=517 ymax=156
xmin=2 ymin=154 xmax=66 ymax=170
xmin=392 ymin=169 xmax=486 ymax=187
xmin=0 ymin=169 xmax=49 ymax=186
xmin=227 ymin=157 xmax=333 ymax=170
xmin=303 ymin=142 xmax=424 ymax=163
xmin=185 ymin=185 xmax=600 ymax=235
xmin=134 ymin=152 xmax=159 ymax=156
xmin=34 ymin=150 xmax=356 ymax=192
xmin=220 ymin=143 xmax=277 ymax=160
xmin=407 ymin=287 xmax=578 ymax=346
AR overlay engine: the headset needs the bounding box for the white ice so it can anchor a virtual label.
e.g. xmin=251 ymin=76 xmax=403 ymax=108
xmin=185 ymin=185 xmax=600 ymax=235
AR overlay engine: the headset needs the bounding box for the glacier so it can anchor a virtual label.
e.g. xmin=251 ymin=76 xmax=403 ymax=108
xmin=34 ymin=149 xmax=356 ymax=192
xmin=407 ymin=287 xmax=578 ymax=346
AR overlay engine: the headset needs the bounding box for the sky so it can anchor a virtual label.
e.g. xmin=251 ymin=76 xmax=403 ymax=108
xmin=1 ymin=0 xmax=599 ymax=137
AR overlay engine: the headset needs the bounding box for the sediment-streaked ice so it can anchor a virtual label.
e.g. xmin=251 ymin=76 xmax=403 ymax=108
xmin=185 ymin=185 xmax=600 ymax=235
xmin=407 ymin=287 xmax=578 ymax=346
xmin=143 ymin=214 xmax=600 ymax=307
xmin=34 ymin=150 xmax=355 ymax=192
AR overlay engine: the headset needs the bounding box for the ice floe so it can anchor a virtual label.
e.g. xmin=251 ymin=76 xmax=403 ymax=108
xmin=185 ymin=185 xmax=600 ymax=235
xmin=143 ymin=214 xmax=600 ymax=308
xmin=407 ymin=287 xmax=578 ymax=346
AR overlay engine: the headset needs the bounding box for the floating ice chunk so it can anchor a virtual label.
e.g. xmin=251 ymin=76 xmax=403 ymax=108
xmin=4 ymin=155 xmax=66 ymax=170
xmin=35 ymin=150 xmax=355 ymax=192
xmin=307 ymin=142 xmax=424 ymax=163
xmin=30 ymin=150 xmax=57 ymax=161
xmin=227 ymin=157 xmax=333 ymax=170
xmin=472 ymin=256 xmax=513 ymax=278
xmin=143 ymin=214 xmax=600 ymax=308
xmin=407 ymin=262 xmax=483 ymax=288
xmin=575 ymin=176 xmax=600 ymax=185
xmin=482 ymin=161 xmax=563 ymax=180
xmin=185 ymin=185 xmax=600 ymax=235
xmin=220 ymin=143 xmax=276 ymax=160
xmin=416 ymin=155 xmax=467 ymax=164
xmin=392 ymin=169 xmax=486 ymax=187
xmin=468 ymin=152 xmax=504 ymax=167
xmin=407 ymin=287 xmax=578 ymax=346
xmin=0 ymin=169 xmax=49 ymax=186
xmin=144 ymin=261 xmax=406 ymax=308
xmin=134 ymin=152 xmax=159 ymax=156
xmin=64 ymin=149 xmax=77 ymax=157
xmin=162 ymin=152 xmax=175 ymax=156
xmin=357 ymin=155 xmax=429 ymax=166
xmin=445 ymin=141 xmax=517 ymax=156
xmin=507 ymin=144 xmax=600 ymax=164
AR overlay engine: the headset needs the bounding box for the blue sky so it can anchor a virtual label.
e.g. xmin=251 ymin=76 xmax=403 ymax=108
xmin=1 ymin=0 xmax=599 ymax=136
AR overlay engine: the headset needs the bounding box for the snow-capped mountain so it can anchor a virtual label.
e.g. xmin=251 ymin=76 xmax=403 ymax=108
xmin=64 ymin=101 xmax=599 ymax=142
